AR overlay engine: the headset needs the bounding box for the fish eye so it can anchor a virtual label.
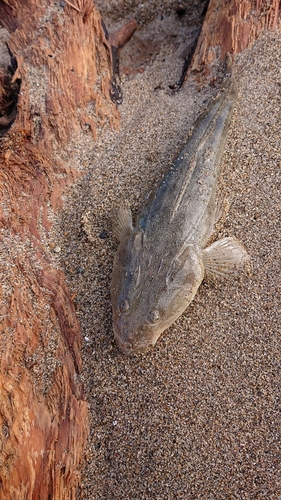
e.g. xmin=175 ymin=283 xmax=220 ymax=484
xmin=119 ymin=299 xmax=130 ymax=314
xmin=147 ymin=310 xmax=160 ymax=324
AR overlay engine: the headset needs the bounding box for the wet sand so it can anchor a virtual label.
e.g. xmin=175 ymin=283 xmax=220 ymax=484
xmin=52 ymin=8 xmax=280 ymax=499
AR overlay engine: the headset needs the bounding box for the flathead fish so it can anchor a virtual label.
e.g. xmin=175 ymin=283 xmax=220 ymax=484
xmin=111 ymin=66 xmax=248 ymax=354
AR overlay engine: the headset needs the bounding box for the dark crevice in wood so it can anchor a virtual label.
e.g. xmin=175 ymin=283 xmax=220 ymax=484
xmin=102 ymin=19 xmax=137 ymax=104
xmin=0 ymin=45 xmax=20 ymax=135
xmin=169 ymin=37 xmax=198 ymax=91
xmin=169 ymin=0 xmax=210 ymax=91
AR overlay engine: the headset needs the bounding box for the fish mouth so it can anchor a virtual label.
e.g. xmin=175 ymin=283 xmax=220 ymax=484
xmin=113 ymin=323 xmax=133 ymax=355
xmin=113 ymin=323 xmax=151 ymax=355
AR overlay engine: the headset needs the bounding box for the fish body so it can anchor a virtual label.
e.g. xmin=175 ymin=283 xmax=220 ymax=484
xmin=111 ymin=69 xmax=248 ymax=354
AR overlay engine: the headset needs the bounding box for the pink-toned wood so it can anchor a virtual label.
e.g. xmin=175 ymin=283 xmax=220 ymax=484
xmin=0 ymin=1 xmax=126 ymax=498
xmin=192 ymin=0 xmax=281 ymax=70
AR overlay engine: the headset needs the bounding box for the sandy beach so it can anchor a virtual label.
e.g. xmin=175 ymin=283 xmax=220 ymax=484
xmin=49 ymin=5 xmax=280 ymax=498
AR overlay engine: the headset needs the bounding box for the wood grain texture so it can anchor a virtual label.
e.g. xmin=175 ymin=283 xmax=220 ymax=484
xmin=192 ymin=0 xmax=281 ymax=69
xmin=0 ymin=1 xmax=119 ymax=498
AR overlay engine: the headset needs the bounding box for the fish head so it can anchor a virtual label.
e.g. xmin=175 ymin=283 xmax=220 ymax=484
xmin=111 ymin=228 xmax=204 ymax=354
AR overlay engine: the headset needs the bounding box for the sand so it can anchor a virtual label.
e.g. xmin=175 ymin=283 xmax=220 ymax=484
xmin=50 ymin=5 xmax=280 ymax=499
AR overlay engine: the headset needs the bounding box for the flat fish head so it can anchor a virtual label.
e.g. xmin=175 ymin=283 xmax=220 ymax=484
xmin=111 ymin=229 xmax=204 ymax=355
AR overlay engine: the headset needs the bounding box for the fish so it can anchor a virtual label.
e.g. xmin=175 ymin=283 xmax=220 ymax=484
xmin=111 ymin=63 xmax=248 ymax=355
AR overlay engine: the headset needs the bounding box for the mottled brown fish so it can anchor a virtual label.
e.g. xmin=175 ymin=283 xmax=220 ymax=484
xmin=111 ymin=66 xmax=248 ymax=354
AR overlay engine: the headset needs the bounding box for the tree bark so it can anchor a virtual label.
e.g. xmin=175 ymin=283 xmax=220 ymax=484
xmin=0 ymin=1 xmax=279 ymax=499
xmin=0 ymin=1 xmax=120 ymax=499
xmin=192 ymin=0 xmax=281 ymax=70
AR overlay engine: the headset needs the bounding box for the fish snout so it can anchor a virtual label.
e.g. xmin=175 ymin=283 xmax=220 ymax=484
xmin=113 ymin=318 xmax=152 ymax=355
xmin=113 ymin=318 xmax=134 ymax=354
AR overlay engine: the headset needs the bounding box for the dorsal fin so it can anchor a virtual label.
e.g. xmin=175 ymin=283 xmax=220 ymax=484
xmin=112 ymin=207 xmax=133 ymax=241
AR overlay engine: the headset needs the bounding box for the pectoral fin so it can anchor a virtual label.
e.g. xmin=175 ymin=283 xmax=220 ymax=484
xmin=112 ymin=207 xmax=133 ymax=241
xmin=202 ymin=237 xmax=249 ymax=277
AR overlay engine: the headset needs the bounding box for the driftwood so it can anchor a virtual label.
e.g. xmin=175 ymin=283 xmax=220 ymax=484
xmin=192 ymin=0 xmax=281 ymax=69
xmin=0 ymin=1 xmax=136 ymax=498
xmin=0 ymin=1 xmax=279 ymax=499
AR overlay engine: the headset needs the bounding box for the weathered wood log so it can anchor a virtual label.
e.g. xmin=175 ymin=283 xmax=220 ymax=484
xmin=0 ymin=1 xmax=128 ymax=498
xmin=192 ymin=0 xmax=281 ymax=70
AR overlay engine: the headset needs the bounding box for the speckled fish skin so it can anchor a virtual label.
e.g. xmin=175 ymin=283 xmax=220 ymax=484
xmin=111 ymin=68 xmax=246 ymax=355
